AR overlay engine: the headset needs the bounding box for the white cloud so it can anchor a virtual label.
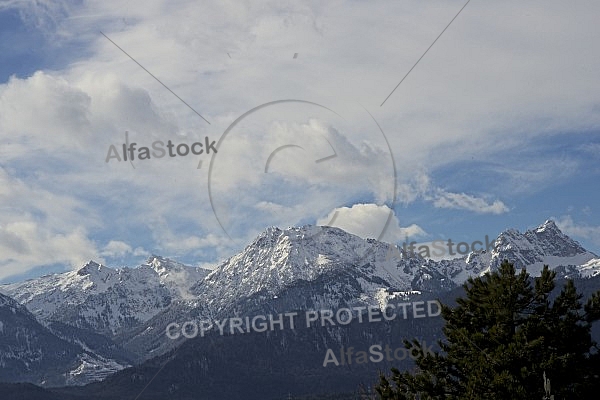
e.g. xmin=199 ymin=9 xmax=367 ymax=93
xmin=317 ymin=203 xmax=426 ymax=243
xmin=0 ymin=72 xmax=92 ymax=154
xmin=0 ymin=222 xmax=100 ymax=279
xmin=208 ymin=114 xmax=397 ymax=241
xmin=133 ymin=247 xmax=149 ymax=257
xmin=0 ymin=0 xmax=73 ymax=38
xmin=147 ymin=215 xmax=237 ymax=259
xmin=101 ymin=240 xmax=134 ymax=258
xmin=0 ymin=168 xmax=103 ymax=280
xmin=556 ymin=216 xmax=600 ymax=248
xmin=395 ymin=171 xmax=508 ymax=214
xmin=0 ymin=0 xmax=599 ymax=277
xmin=431 ymin=191 xmax=509 ymax=215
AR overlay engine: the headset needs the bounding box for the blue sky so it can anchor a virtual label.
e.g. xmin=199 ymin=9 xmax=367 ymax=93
xmin=1 ymin=0 xmax=599 ymax=283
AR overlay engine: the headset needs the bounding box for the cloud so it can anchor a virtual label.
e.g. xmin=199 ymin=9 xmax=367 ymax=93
xmin=99 ymin=240 xmax=149 ymax=258
xmin=0 ymin=70 xmax=179 ymax=162
xmin=0 ymin=222 xmax=99 ymax=279
xmin=556 ymin=216 xmax=600 ymax=248
xmin=0 ymin=0 xmax=599 ymax=277
xmin=395 ymin=171 xmax=509 ymax=214
xmin=431 ymin=191 xmax=509 ymax=214
xmin=0 ymin=0 xmax=72 ymax=38
xmin=208 ymin=114 xmax=397 ymax=242
xmin=317 ymin=203 xmax=426 ymax=243
xmin=0 ymin=72 xmax=92 ymax=153
xmin=133 ymin=247 xmax=149 ymax=256
xmin=146 ymin=215 xmax=237 ymax=259
xmin=0 ymin=168 xmax=103 ymax=280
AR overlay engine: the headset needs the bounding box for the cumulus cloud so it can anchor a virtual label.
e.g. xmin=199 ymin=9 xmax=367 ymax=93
xmin=100 ymin=240 xmax=149 ymax=258
xmin=317 ymin=203 xmax=426 ymax=243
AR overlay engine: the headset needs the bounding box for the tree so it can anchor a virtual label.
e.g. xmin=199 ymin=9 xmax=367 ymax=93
xmin=376 ymin=260 xmax=600 ymax=399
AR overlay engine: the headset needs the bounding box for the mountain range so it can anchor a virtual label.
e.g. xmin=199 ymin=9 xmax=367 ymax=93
xmin=0 ymin=220 xmax=599 ymax=398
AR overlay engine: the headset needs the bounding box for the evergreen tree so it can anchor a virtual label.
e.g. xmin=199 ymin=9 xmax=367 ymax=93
xmin=376 ymin=260 xmax=600 ymax=399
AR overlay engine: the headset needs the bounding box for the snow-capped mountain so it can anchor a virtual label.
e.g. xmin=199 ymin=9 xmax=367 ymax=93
xmin=420 ymin=220 xmax=599 ymax=284
xmin=2 ymin=219 xmax=599 ymax=375
xmin=118 ymin=220 xmax=600 ymax=361
xmin=192 ymin=225 xmax=456 ymax=313
xmin=118 ymin=225 xmax=462 ymax=360
xmin=489 ymin=220 xmax=599 ymax=275
xmin=0 ymin=256 xmax=210 ymax=336
xmin=194 ymin=220 xmax=599 ymax=313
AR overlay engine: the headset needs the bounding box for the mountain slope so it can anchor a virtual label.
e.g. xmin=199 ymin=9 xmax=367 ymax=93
xmin=0 ymin=257 xmax=210 ymax=337
xmin=2 ymin=219 xmax=599 ymax=387
xmin=120 ymin=221 xmax=600 ymax=361
xmin=489 ymin=220 xmax=599 ymax=276
xmin=0 ymin=292 xmax=129 ymax=387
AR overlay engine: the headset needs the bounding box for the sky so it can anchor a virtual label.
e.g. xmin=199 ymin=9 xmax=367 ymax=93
xmin=0 ymin=0 xmax=599 ymax=283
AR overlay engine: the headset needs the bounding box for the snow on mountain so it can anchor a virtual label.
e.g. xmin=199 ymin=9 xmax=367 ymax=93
xmin=1 ymin=261 xmax=111 ymax=321
xmin=120 ymin=220 xmax=600 ymax=362
xmin=117 ymin=226 xmax=459 ymax=361
xmin=0 ymin=257 xmax=210 ymax=336
xmin=2 ymin=219 xmax=599 ymax=367
xmin=427 ymin=220 xmax=600 ymax=285
xmin=145 ymin=255 xmax=210 ymax=300
xmin=487 ymin=220 xmax=599 ymax=276
xmin=65 ymin=352 xmax=126 ymax=386
xmin=191 ymin=226 xmax=453 ymax=314
xmin=5 ymin=221 xmax=593 ymax=338
xmin=577 ymin=258 xmax=600 ymax=278
xmin=187 ymin=220 xmax=600 ymax=318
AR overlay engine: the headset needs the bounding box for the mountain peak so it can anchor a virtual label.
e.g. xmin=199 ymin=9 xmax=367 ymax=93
xmin=536 ymin=219 xmax=560 ymax=233
xmin=76 ymin=260 xmax=106 ymax=276
xmin=142 ymin=255 xmax=210 ymax=295
xmin=490 ymin=219 xmax=595 ymax=271
xmin=145 ymin=255 xmax=187 ymax=274
xmin=146 ymin=254 xmax=167 ymax=267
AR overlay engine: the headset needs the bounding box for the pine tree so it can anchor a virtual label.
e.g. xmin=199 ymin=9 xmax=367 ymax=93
xmin=376 ymin=260 xmax=600 ymax=399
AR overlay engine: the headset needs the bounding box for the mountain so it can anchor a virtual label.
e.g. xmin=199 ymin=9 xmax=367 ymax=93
xmin=0 ymin=292 xmax=128 ymax=387
xmin=118 ymin=225 xmax=459 ymax=361
xmin=5 ymin=222 xmax=595 ymax=343
xmin=193 ymin=225 xmax=457 ymax=311
xmin=38 ymin=276 xmax=600 ymax=400
xmin=57 ymin=307 xmax=447 ymax=400
xmin=488 ymin=220 xmax=599 ymax=275
xmin=1 ymin=219 xmax=599 ymax=398
xmin=0 ymin=256 xmax=210 ymax=337
xmin=0 ymin=383 xmax=80 ymax=400
xmin=119 ymin=220 xmax=600 ymax=362
xmin=0 ymin=256 xmax=211 ymax=374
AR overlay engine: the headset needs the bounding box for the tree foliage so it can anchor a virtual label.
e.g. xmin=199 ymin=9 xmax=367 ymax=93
xmin=376 ymin=260 xmax=600 ymax=399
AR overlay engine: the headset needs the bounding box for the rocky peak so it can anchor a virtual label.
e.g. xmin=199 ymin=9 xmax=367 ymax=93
xmin=76 ymin=260 xmax=109 ymax=278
